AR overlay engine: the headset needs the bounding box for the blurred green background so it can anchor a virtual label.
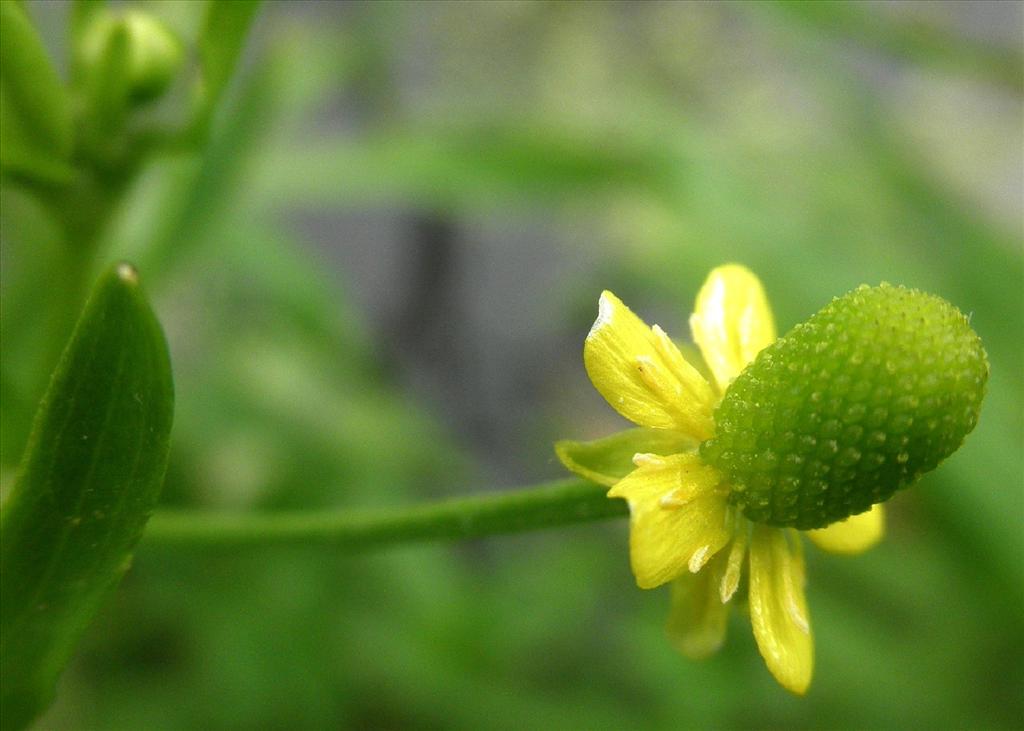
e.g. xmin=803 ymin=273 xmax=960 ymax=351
xmin=1 ymin=1 xmax=1022 ymax=729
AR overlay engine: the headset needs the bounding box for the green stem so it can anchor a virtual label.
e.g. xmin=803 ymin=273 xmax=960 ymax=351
xmin=143 ymin=478 xmax=626 ymax=551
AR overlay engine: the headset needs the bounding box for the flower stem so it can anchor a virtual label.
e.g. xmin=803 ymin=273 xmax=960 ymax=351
xmin=143 ymin=478 xmax=625 ymax=551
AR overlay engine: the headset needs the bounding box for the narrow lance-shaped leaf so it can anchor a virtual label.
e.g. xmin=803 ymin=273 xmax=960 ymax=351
xmin=0 ymin=0 xmax=74 ymax=182
xmin=70 ymin=0 xmax=108 ymax=86
xmin=81 ymin=18 xmax=132 ymax=150
xmin=193 ymin=0 xmax=262 ymax=132
xmin=0 ymin=264 xmax=174 ymax=731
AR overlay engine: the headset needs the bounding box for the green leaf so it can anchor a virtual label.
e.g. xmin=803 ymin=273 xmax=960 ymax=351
xmin=0 ymin=1 xmax=74 ymax=182
xmin=766 ymin=0 xmax=1023 ymax=93
xmin=0 ymin=84 xmax=74 ymax=185
xmin=0 ymin=263 xmax=174 ymax=731
xmin=82 ymin=18 xmax=132 ymax=145
xmin=555 ymin=428 xmax=698 ymax=487
xmin=70 ymin=0 xmax=108 ymax=84
xmin=194 ymin=0 xmax=262 ymax=131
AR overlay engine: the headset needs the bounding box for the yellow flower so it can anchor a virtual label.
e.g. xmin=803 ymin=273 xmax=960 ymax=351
xmin=559 ymin=264 xmax=884 ymax=694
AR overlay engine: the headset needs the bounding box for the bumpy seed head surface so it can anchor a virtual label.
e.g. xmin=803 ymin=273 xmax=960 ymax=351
xmin=700 ymin=284 xmax=987 ymax=530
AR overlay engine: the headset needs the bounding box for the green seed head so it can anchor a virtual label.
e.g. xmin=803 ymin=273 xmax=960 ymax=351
xmin=700 ymin=284 xmax=988 ymax=530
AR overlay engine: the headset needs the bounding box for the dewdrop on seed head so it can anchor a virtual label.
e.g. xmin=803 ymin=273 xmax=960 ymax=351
xmin=700 ymin=284 xmax=988 ymax=529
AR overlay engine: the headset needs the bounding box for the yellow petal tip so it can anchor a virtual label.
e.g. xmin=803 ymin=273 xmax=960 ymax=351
xmin=589 ymin=290 xmax=616 ymax=338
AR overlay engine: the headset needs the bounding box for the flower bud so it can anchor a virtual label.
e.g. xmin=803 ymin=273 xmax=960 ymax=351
xmin=700 ymin=284 xmax=988 ymax=529
xmin=81 ymin=11 xmax=183 ymax=105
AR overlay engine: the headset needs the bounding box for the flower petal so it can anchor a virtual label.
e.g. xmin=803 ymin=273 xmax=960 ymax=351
xmin=806 ymin=503 xmax=885 ymax=555
xmin=555 ymin=428 xmax=699 ymax=487
xmin=748 ymin=526 xmax=813 ymax=695
xmin=689 ymin=264 xmax=777 ymax=393
xmin=585 ymin=291 xmax=716 ymax=439
xmin=666 ymin=551 xmax=731 ymax=659
xmin=608 ymin=453 xmax=731 ymax=589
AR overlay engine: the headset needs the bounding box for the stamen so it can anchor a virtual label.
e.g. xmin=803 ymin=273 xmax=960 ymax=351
xmin=658 ymin=489 xmax=692 ymax=509
xmin=635 ymin=355 xmax=660 ymax=386
xmin=636 ymin=355 xmax=684 ymax=417
xmin=632 ymin=453 xmax=665 ymax=468
xmin=689 ymin=544 xmax=711 ymax=573
xmin=720 ymin=524 xmax=749 ymax=603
